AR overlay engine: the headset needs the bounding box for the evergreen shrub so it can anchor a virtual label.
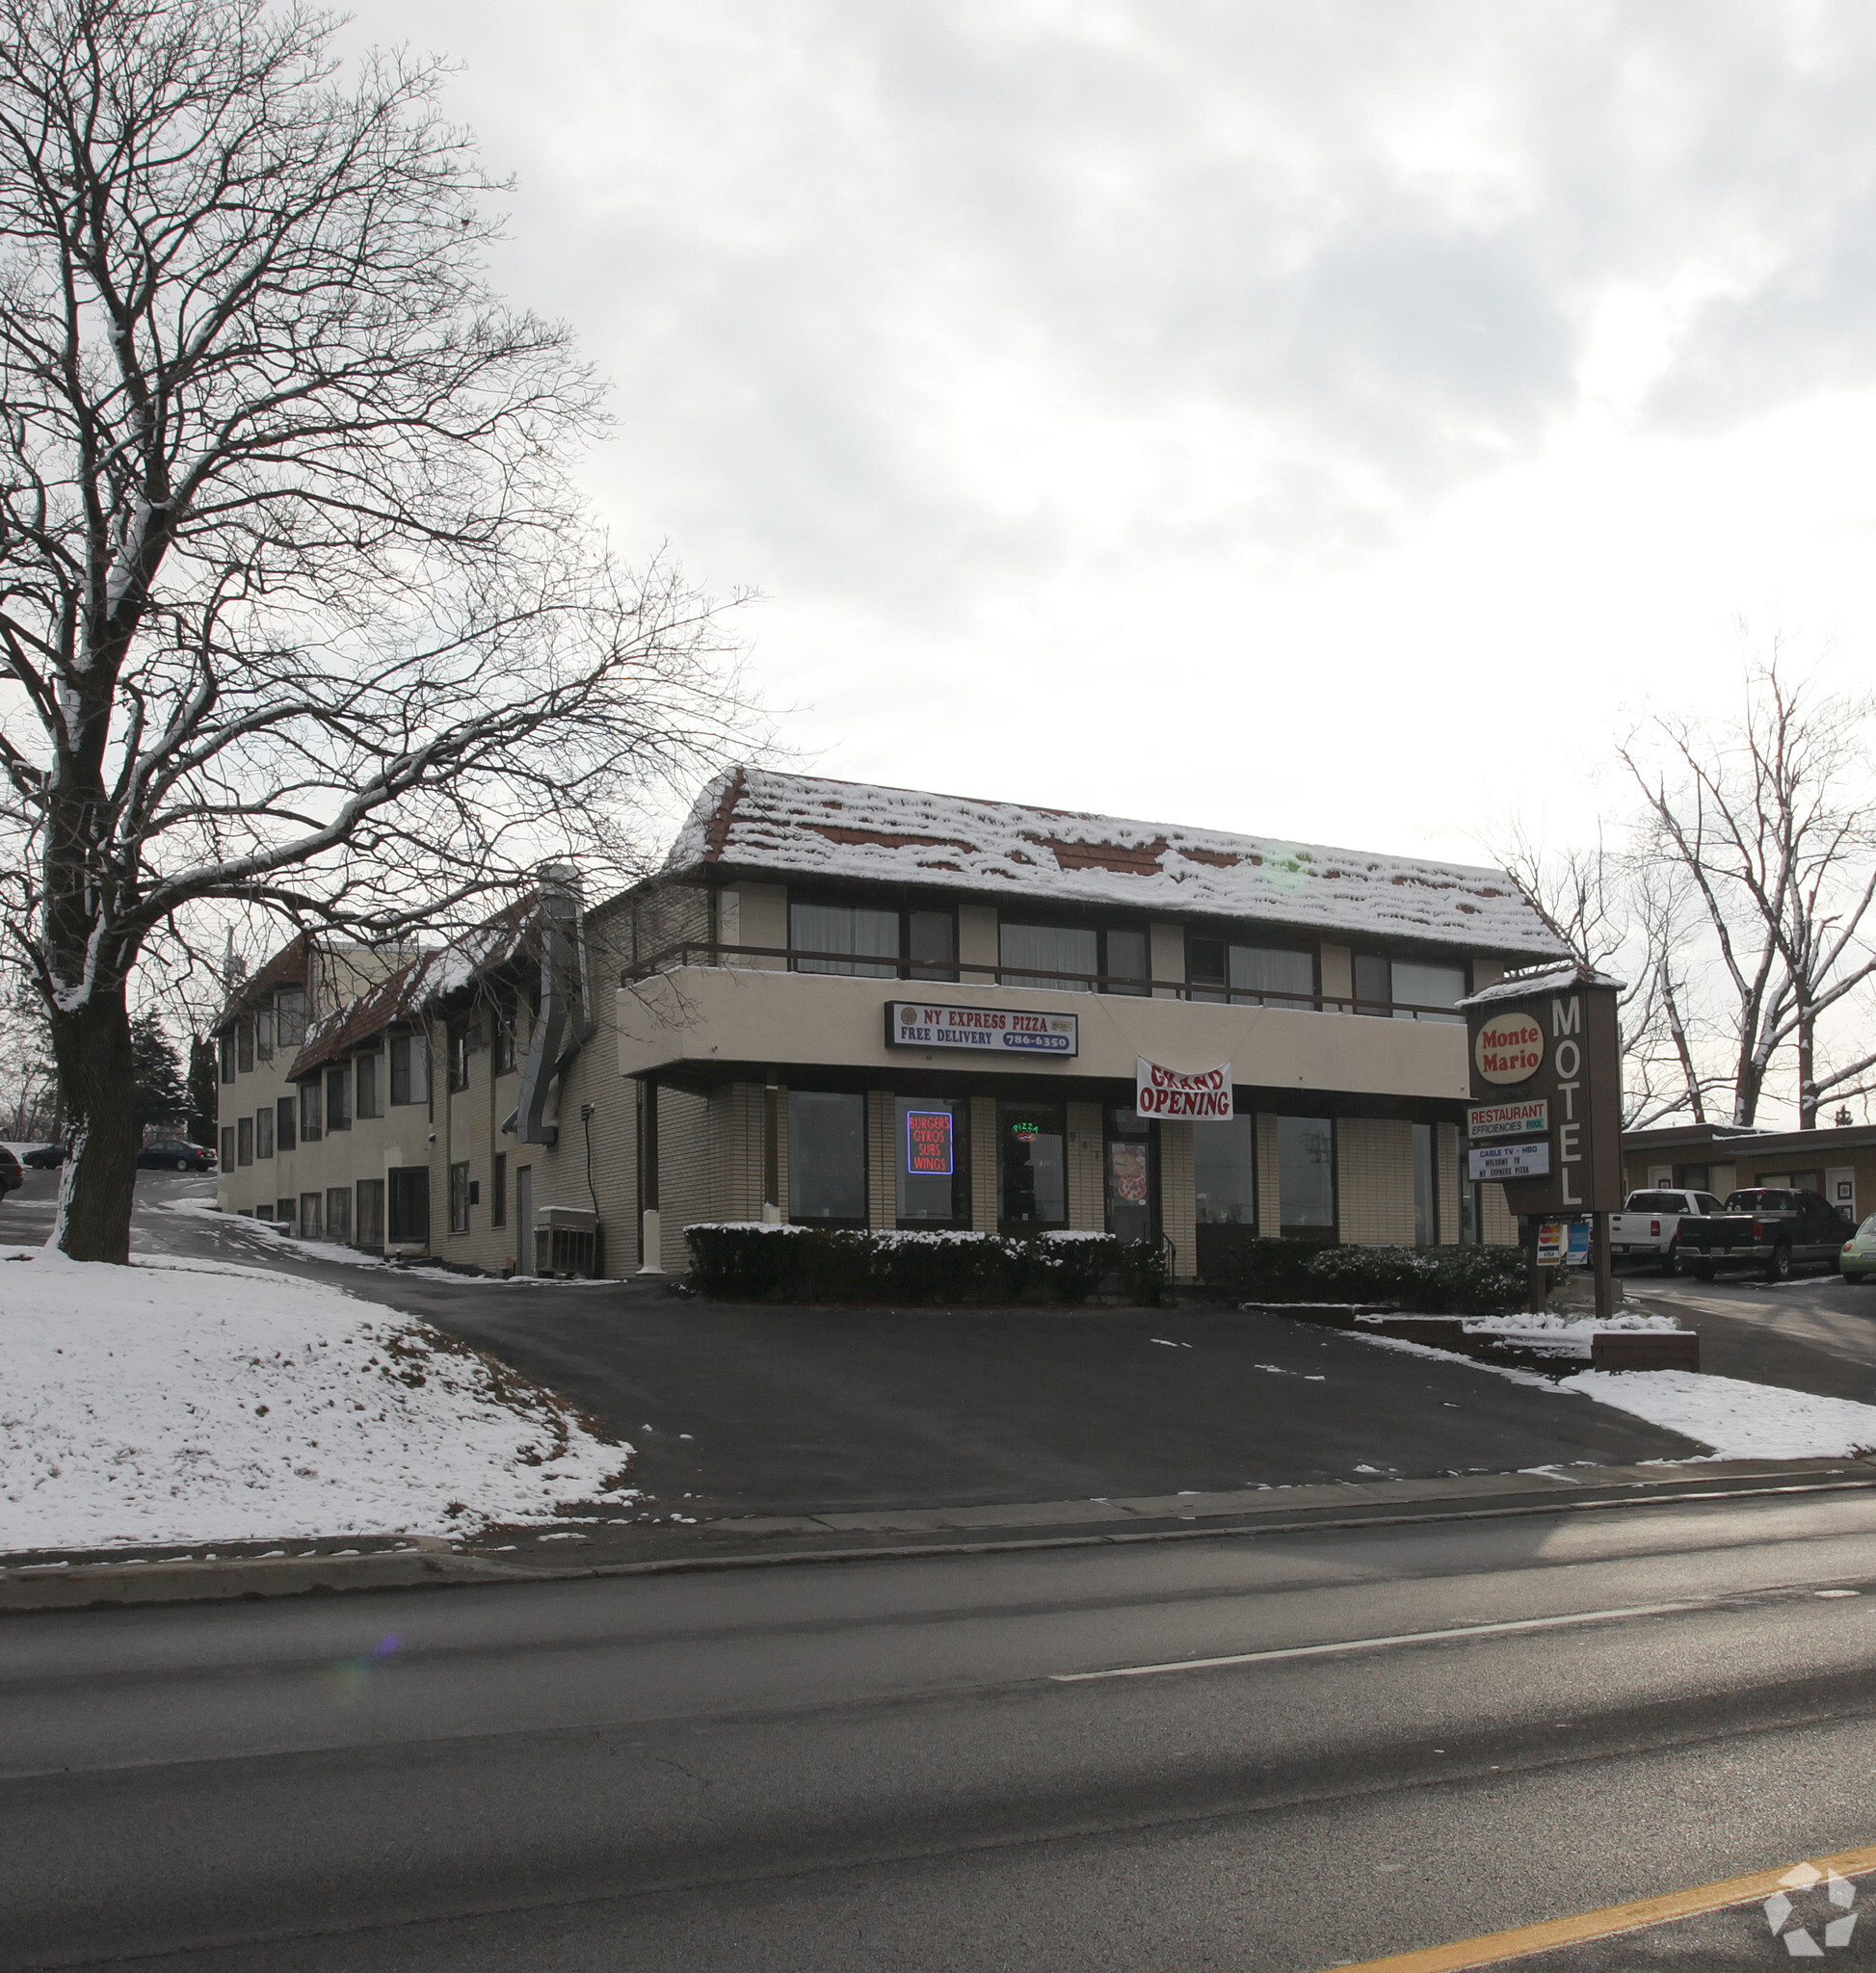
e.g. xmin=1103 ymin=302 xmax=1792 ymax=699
xmin=1223 ymin=1239 xmax=1524 ymax=1316
xmin=681 ymin=1223 xmax=1164 ymax=1304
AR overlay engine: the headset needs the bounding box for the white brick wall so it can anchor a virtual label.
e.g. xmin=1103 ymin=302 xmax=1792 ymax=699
xmin=970 ymin=1095 xmax=998 ymax=1229
xmin=1335 ymin=1116 xmax=1417 ymax=1245
xmin=1159 ymin=1119 xmax=1197 ymax=1276
xmin=1066 ymin=1102 xmax=1104 ymax=1231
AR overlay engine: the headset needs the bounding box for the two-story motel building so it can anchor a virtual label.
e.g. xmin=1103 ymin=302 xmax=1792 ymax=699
xmin=217 ymin=769 xmax=1569 ymax=1277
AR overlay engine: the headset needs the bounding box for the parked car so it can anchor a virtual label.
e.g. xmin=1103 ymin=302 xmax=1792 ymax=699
xmin=1839 ymin=1214 xmax=1876 ymax=1283
xmin=0 ymin=1146 xmax=20 ymax=1196
xmin=21 ymin=1142 xmax=66 ymax=1169
xmin=1678 ymin=1187 xmax=1854 ymax=1281
xmin=1609 ymin=1187 xmax=1725 ymax=1275
xmin=136 ymin=1140 xmax=217 ymax=1172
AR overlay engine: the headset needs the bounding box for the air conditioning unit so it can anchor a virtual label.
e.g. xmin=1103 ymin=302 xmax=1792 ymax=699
xmin=534 ymin=1204 xmax=597 ymax=1279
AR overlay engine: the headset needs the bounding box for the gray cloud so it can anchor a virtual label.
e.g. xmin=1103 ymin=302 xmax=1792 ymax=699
xmin=355 ymin=1 xmax=1876 ymax=611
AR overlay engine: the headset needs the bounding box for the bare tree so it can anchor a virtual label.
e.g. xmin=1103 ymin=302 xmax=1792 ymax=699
xmin=0 ymin=0 xmax=751 ymax=1260
xmin=1619 ymin=654 xmax=1876 ymax=1129
xmin=0 ymin=972 xmax=57 ymax=1140
xmin=1493 ymin=827 xmax=1712 ymax=1128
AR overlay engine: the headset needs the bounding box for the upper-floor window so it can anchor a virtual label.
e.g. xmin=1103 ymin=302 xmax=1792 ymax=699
xmin=299 ymin=1078 xmax=323 ymax=1143
xmin=236 ymin=1018 xmax=254 ymax=1074
xmin=1355 ymin=954 xmax=1466 ymax=1022
xmin=325 ymin=1063 xmax=352 ymax=1130
xmin=276 ymin=988 xmax=307 ymax=1047
xmin=389 ymin=1030 xmax=428 ymax=1105
xmin=788 ymin=898 xmax=957 ymax=982
xmin=1189 ymin=937 xmax=1314 ymax=1008
xmin=447 ymin=1023 xmax=471 ymax=1092
xmin=355 ymin=1050 xmax=381 ymax=1118
xmin=219 ymin=1033 xmax=235 ymax=1084
xmin=997 ymin=921 xmax=1149 ymax=995
xmin=256 ymin=1006 xmax=275 ymax=1058
xmin=491 ymin=990 xmax=517 ymax=1074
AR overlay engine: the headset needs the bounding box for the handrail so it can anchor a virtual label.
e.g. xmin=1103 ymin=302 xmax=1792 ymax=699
xmin=620 ymin=941 xmax=1466 ymax=1020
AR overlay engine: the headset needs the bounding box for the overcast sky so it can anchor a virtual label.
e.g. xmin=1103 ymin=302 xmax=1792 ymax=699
xmin=351 ymin=1 xmax=1876 ymax=867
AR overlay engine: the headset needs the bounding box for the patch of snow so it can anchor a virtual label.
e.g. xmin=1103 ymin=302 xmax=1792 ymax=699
xmin=1464 ymin=1310 xmax=1682 ymax=1339
xmin=671 ymin=768 xmax=1568 ymax=957
xmin=0 ymin=1252 xmax=636 ymax=1549
xmin=1457 ymin=963 xmax=1625 ymax=1008
xmin=1561 ymin=1370 xmax=1876 ymax=1460
xmin=1345 ymin=1328 xmax=1559 ymax=1388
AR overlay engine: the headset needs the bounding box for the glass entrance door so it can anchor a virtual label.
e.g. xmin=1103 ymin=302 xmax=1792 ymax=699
xmin=1105 ymin=1108 xmax=1154 ymax=1244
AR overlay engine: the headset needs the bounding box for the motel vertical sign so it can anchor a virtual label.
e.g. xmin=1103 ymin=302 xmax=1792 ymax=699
xmin=1459 ymin=966 xmax=1624 ymax=1215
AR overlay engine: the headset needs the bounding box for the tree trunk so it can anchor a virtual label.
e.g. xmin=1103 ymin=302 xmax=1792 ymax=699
xmin=1798 ymin=1011 xmax=1817 ymax=1130
xmin=49 ymin=988 xmax=141 ymax=1264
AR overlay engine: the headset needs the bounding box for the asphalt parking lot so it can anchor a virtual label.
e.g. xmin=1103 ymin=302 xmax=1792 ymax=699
xmin=1629 ymin=1261 xmax=1876 ymax=1407
xmin=2 ymin=1169 xmax=1700 ymax=1517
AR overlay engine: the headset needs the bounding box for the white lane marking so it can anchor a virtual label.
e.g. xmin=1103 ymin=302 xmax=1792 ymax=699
xmin=1050 ymin=1600 xmax=1699 ymax=1682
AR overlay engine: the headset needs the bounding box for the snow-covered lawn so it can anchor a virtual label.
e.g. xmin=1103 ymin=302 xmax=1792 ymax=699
xmin=1562 ymin=1369 xmax=1876 ymax=1461
xmin=0 ymin=1250 xmax=636 ymax=1550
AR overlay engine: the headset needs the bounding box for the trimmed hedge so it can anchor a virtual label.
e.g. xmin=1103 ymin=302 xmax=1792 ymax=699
xmin=1220 ymin=1239 xmax=1525 ymax=1316
xmin=682 ymin=1223 xmax=1167 ymax=1305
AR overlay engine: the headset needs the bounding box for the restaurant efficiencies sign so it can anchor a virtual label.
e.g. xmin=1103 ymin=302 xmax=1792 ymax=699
xmin=1135 ymin=1058 xmax=1234 ymax=1119
xmin=886 ymin=1001 xmax=1078 ymax=1055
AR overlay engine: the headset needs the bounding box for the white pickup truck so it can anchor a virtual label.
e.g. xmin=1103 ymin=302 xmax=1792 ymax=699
xmin=1610 ymin=1187 xmax=1725 ymax=1275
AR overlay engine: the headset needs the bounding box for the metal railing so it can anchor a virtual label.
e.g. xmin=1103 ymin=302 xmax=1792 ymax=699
xmin=620 ymin=941 xmax=1466 ymax=1020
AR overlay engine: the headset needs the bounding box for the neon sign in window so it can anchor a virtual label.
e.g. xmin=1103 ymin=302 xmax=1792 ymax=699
xmin=905 ymin=1109 xmax=955 ymax=1176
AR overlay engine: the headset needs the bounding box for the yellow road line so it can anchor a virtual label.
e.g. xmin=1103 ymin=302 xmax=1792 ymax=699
xmin=1323 ymin=1843 xmax=1876 ymax=1973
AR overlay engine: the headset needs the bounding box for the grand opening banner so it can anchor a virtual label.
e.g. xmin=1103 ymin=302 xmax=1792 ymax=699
xmin=1135 ymin=1058 xmax=1233 ymax=1119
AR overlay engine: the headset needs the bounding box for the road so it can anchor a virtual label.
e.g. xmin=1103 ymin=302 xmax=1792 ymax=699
xmin=10 ymin=1485 xmax=1876 ymax=1969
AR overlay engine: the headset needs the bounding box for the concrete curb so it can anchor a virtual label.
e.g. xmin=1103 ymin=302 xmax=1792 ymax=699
xmin=6 ymin=1456 xmax=1874 ymax=1614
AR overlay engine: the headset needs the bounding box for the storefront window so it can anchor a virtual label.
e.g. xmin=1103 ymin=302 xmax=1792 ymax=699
xmin=1194 ymin=1116 xmax=1255 ymax=1225
xmin=1278 ymin=1116 xmax=1335 ymax=1238
xmin=999 ymin=923 xmax=1098 ymax=993
xmin=788 ymin=1091 xmax=867 ymax=1223
xmin=1413 ymin=1121 xmax=1436 ymax=1246
xmin=1105 ymin=1109 xmax=1153 ymax=1243
xmin=791 ymin=901 xmax=900 ymax=978
xmin=1392 ymin=960 xmax=1467 ymax=1024
xmin=998 ymin=1101 xmax=1067 ymax=1225
xmin=897 ymin=1096 xmax=966 ymax=1224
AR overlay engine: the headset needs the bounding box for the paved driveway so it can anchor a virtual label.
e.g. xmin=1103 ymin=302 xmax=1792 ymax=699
xmin=1 ymin=1171 xmax=1700 ymax=1515
xmin=1627 ymin=1266 xmax=1876 ymax=1406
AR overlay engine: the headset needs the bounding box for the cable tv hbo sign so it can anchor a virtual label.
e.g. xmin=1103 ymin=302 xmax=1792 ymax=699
xmin=1474 ymin=1012 xmax=1544 ymax=1085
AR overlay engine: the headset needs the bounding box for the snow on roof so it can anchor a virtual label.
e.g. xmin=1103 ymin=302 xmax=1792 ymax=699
xmin=1457 ymin=961 xmax=1625 ymax=1009
xmin=665 ymin=769 xmax=1570 ymax=958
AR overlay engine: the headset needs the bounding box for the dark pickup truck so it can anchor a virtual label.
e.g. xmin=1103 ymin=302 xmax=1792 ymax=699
xmin=1678 ymin=1187 xmax=1854 ymax=1281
